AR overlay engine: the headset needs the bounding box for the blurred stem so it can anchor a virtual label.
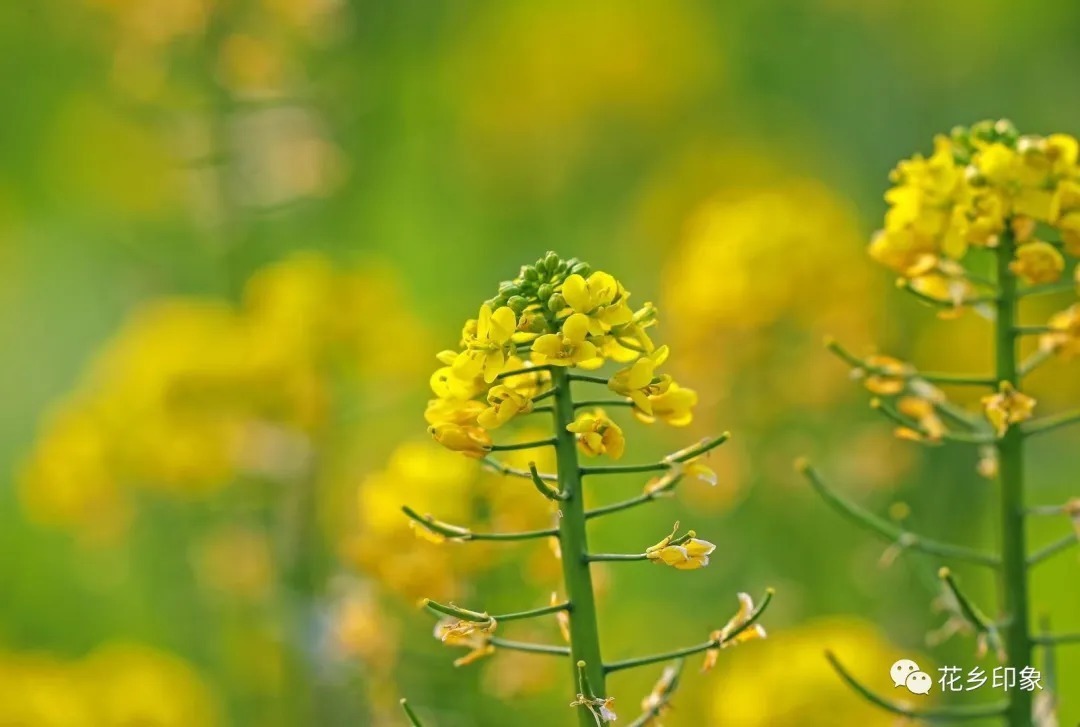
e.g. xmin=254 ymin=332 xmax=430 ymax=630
xmin=399 ymin=698 xmax=425 ymax=727
xmin=551 ymin=367 xmax=607 ymax=726
xmin=996 ymin=230 xmax=1033 ymax=726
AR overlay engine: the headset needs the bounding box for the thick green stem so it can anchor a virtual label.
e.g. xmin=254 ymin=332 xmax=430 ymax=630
xmin=551 ymin=368 xmax=607 ymax=726
xmin=995 ymin=231 xmax=1033 ymax=726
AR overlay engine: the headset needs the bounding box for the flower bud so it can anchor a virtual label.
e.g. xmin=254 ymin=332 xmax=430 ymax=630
xmin=543 ymin=251 xmax=561 ymax=271
xmin=537 ymin=283 xmax=554 ymax=301
xmin=506 ymin=295 xmax=529 ymax=313
xmin=547 ymin=293 xmax=567 ymax=312
xmin=522 ymin=266 xmax=540 ymax=283
xmin=498 ymin=281 xmax=521 ymax=297
xmin=570 ymin=261 xmax=591 ymax=277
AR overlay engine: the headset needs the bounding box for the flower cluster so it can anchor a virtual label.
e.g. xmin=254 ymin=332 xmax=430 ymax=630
xmin=872 ymin=120 xmax=1080 ymax=319
xmin=20 ymin=253 xmax=426 ymax=541
xmin=426 ymin=251 xmax=697 ymax=458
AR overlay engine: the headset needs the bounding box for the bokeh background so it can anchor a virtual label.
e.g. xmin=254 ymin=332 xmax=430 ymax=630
xmin=1 ymin=1 xmax=1078 ymax=725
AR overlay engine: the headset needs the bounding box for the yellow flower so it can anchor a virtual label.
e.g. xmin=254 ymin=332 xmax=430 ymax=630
xmin=860 ymin=355 xmax=910 ymax=396
xmin=477 ymin=384 xmax=533 ymax=429
xmin=566 ymin=408 xmax=625 ymax=459
xmin=433 ymin=618 xmax=496 ymax=667
xmin=424 ymin=397 xmax=484 ymax=427
xmin=498 ymin=356 xmax=551 ymax=399
xmin=702 ymin=592 xmax=767 ymax=672
xmin=430 ymin=355 xmax=485 ymax=401
xmin=894 ymin=396 xmax=946 ymax=444
xmin=981 ymin=382 xmax=1036 ymax=437
xmin=607 ymin=345 xmax=671 ymax=413
xmin=599 ymin=301 xmax=659 ymax=361
xmin=428 ymin=422 xmax=493 ymax=458
xmin=531 ymin=313 xmax=602 ymax=368
xmin=1009 ymin=241 xmax=1065 ymax=285
xmin=645 ymin=522 xmax=715 ymax=570
xmin=633 ymin=382 xmax=697 ymax=426
xmin=1039 ymin=304 xmax=1080 ymax=358
xmin=452 ymin=304 xmax=518 ymax=383
xmin=561 ymin=271 xmax=634 ymax=335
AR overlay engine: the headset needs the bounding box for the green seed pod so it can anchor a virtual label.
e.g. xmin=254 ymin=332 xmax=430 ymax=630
xmin=537 ymin=283 xmax=554 ymax=301
xmin=547 ymin=292 xmax=567 ymax=312
xmin=506 ymin=295 xmax=529 ymax=313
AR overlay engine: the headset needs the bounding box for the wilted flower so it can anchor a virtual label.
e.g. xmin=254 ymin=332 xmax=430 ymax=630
xmin=702 ymin=592 xmax=767 ymax=672
xmin=645 ymin=522 xmax=716 ymax=570
xmin=1010 ymin=241 xmax=1065 ymax=285
xmin=1040 ymin=304 xmax=1080 ymax=358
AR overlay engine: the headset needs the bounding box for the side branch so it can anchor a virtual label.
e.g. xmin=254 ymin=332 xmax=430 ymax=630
xmin=1034 ymin=633 xmax=1080 ymax=646
xmin=825 ymin=652 xmax=1008 ymax=721
xmin=1018 ymin=280 xmax=1078 ymax=298
xmin=1027 ymin=532 xmax=1078 ymax=566
xmin=897 ymin=280 xmax=998 ymax=309
xmin=872 ymin=398 xmax=994 ymax=444
xmin=798 ymin=461 xmax=1001 ymax=568
xmin=1022 ymin=409 xmax=1080 ymax=437
xmin=827 ymin=338 xmax=995 ymax=387
xmin=580 ymin=434 xmax=730 ymax=476
xmin=402 ymin=506 xmax=557 ymax=541
xmin=586 ymin=475 xmax=684 ymax=520
xmin=490 ymin=437 xmax=558 ymax=452
xmin=423 ymin=598 xmax=570 ymax=624
xmin=495 ymin=363 xmax=553 ymax=381
xmin=488 ymin=637 xmax=571 ymax=657
xmin=482 ymin=456 xmax=557 ymax=482
xmin=604 ymin=589 xmax=773 ymax=674
xmin=566 ymin=373 xmax=610 ymax=385
xmin=626 ymin=661 xmax=684 ymax=727
xmin=530 ymin=462 xmax=569 ymax=501
xmin=585 ymin=552 xmax=650 ymax=563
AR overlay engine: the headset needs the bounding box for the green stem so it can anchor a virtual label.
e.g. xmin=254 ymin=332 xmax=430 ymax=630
xmin=566 ymin=373 xmax=610 ymax=385
xmin=551 ymin=367 xmax=607 ymax=726
xmin=995 ymin=231 xmax=1033 ymax=726
xmin=579 ymin=434 xmax=730 ymax=476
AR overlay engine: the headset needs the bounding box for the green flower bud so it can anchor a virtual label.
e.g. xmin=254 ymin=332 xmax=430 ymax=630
xmin=570 ymin=262 xmax=591 ymax=277
xmin=498 ymin=281 xmax=521 ymax=296
xmin=506 ymin=295 xmax=529 ymax=313
xmin=543 ymin=251 xmax=561 ymax=271
xmin=522 ymin=266 xmax=540 ymax=283
xmin=537 ymin=283 xmax=554 ymax=301
xmin=547 ymin=293 xmax=567 ymax=312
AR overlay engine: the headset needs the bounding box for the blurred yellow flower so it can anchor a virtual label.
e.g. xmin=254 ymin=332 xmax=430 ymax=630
xmin=1010 ymin=241 xmax=1065 ymax=284
xmin=566 ymin=408 xmax=625 ymax=459
xmin=860 ymin=355 xmax=910 ymax=396
xmin=1040 ymin=304 xmax=1080 ymax=358
xmin=982 ymin=382 xmax=1036 ymax=437
xmin=706 ymin=618 xmax=913 ymax=726
xmin=0 ymin=642 xmax=221 ymax=727
xmin=894 ymin=395 xmax=947 ymax=444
